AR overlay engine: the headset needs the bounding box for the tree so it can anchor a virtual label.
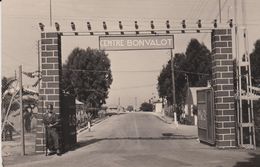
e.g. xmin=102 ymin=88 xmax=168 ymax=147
xmin=157 ymin=61 xmax=171 ymax=102
xmin=140 ymin=102 xmax=153 ymax=111
xmin=61 ymin=47 xmax=113 ymax=110
xmin=173 ymin=53 xmax=188 ymax=108
xmin=157 ymin=39 xmax=212 ymax=120
xmin=2 ymin=77 xmax=8 ymax=94
xmin=250 ymin=39 xmax=260 ymax=86
xmin=2 ymin=76 xmax=38 ymax=118
xmin=1 ymin=77 xmax=19 ymax=120
xmin=250 ymin=39 xmax=260 ymax=133
xmin=126 ymin=105 xmax=134 ymax=112
xmin=157 ymin=53 xmax=186 ymax=106
xmin=183 ymin=39 xmax=212 ymax=87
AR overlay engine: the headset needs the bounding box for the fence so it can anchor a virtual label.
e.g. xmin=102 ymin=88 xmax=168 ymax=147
xmin=1 ymin=66 xmax=40 ymax=156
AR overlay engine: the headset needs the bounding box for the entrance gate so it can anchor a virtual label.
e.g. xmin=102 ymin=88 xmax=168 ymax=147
xmin=36 ymin=21 xmax=244 ymax=152
xmin=197 ymin=88 xmax=215 ymax=145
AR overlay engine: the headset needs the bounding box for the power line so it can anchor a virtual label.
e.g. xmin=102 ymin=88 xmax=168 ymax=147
xmin=201 ymin=0 xmax=228 ymax=41
xmin=188 ymin=0 xmax=203 ymax=20
xmin=61 ymin=68 xmax=210 ymax=76
xmin=175 ymin=69 xmax=210 ymax=76
xmin=198 ymin=0 xmax=210 ymax=19
xmin=61 ymin=68 xmax=160 ymax=73
xmin=62 ymin=68 xmax=109 ymax=73
xmin=111 ymin=84 xmax=156 ymax=90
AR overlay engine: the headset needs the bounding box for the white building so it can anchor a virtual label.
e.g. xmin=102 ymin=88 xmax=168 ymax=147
xmin=154 ymin=101 xmax=163 ymax=113
xmin=184 ymin=87 xmax=208 ymax=125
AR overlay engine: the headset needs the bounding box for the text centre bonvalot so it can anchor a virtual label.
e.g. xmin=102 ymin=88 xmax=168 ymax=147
xmin=101 ymin=37 xmax=173 ymax=47
xmin=100 ymin=36 xmax=173 ymax=47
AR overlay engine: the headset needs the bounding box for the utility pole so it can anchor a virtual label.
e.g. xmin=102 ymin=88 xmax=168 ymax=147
xmin=186 ymin=74 xmax=189 ymax=102
xmin=118 ymin=97 xmax=120 ymax=113
xmin=135 ymin=97 xmax=137 ymax=112
xmin=19 ymin=65 xmax=25 ymax=156
xmin=219 ymin=0 xmax=222 ymax=23
xmin=50 ymin=0 xmax=53 ymax=27
xmin=170 ymin=49 xmax=177 ymax=126
xmin=227 ymin=6 xmax=232 ymax=21
xmin=37 ymin=40 xmax=40 ymax=92
xmin=234 ymin=0 xmax=237 ymax=25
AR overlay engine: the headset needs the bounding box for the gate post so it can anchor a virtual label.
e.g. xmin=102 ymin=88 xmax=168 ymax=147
xmin=36 ymin=32 xmax=61 ymax=153
xmin=211 ymin=29 xmax=236 ymax=148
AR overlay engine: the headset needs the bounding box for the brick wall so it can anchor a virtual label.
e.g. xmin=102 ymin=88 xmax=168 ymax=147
xmin=211 ymin=29 xmax=236 ymax=148
xmin=36 ymin=32 xmax=61 ymax=153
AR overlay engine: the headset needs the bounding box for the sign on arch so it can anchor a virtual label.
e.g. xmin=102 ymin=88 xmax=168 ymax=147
xmin=99 ymin=35 xmax=174 ymax=51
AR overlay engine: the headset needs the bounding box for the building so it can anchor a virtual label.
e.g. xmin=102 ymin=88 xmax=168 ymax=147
xmin=75 ymin=99 xmax=86 ymax=128
xmin=153 ymin=99 xmax=163 ymax=114
xmin=184 ymin=87 xmax=209 ymax=125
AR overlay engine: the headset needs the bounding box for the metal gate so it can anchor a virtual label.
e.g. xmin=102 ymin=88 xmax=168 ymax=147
xmin=197 ymin=88 xmax=215 ymax=145
xmin=60 ymin=94 xmax=77 ymax=151
xmin=235 ymin=29 xmax=259 ymax=149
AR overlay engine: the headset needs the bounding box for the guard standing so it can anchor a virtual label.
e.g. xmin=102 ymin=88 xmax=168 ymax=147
xmin=24 ymin=108 xmax=32 ymax=132
xmin=43 ymin=104 xmax=61 ymax=156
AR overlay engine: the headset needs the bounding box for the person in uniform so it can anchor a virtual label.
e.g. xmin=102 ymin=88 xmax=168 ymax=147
xmin=24 ymin=108 xmax=32 ymax=132
xmin=43 ymin=104 xmax=61 ymax=156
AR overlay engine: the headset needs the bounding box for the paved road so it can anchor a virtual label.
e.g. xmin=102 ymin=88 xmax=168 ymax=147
xmin=4 ymin=112 xmax=260 ymax=167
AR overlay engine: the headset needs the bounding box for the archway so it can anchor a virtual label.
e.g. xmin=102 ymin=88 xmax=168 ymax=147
xmin=36 ymin=23 xmax=238 ymax=153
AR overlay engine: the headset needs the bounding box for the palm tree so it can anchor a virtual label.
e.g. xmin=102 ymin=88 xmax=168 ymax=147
xmin=1 ymin=76 xmax=38 ymax=136
xmin=1 ymin=77 xmax=19 ymax=122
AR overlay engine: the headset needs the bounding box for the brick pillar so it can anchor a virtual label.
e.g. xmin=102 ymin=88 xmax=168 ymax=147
xmin=211 ymin=29 xmax=236 ymax=148
xmin=35 ymin=32 xmax=61 ymax=153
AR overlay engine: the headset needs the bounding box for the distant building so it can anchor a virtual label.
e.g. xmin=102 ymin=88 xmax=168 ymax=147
xmin=106 ymin=105 xmax=120 ymax=113
xmin=75 ymin=99 xmax=85 ymax=128
xmin=184 ymin=87 xmax=208 ymax=125
xmin=153 ymin=99 xmax=163 ymax=113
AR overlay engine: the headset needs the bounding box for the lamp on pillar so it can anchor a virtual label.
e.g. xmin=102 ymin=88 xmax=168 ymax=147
xmin=87 ymin=22 xmax=94 ymax=35
xmin=197 ymin=19 xmax=202 ymax=33
xmin=213 ymin=19 xmax=218 ymax=28
xmin=55 ymin=22 xmax=60 ymax=31
xmin=39 ymin=23 xmax=45 ymax=31
xmin=181 ymin=20 xmax=186 ymax=33
xmin=103 ymin=21 xmax=109 ymax=35
xmin=228 ymin=19 xmax=233 ymax=28
xmin=71 ymin=22 xmax=76 ymax=31
xmin=71 ymin=22 xmax=78 ymax=35
xmin=135 ymin=21 xmax=139 ymax=35
xmin=119 ymin=21 xmax=124 ymax=35
xmin=166 ymin=20 xmax=170 ymax=34
xmin=150 ymin=20 xmax=155 ymax=34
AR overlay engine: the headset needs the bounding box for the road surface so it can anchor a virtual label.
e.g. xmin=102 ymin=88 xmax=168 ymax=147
xmin=4 ymin=112 xmax=260 ymax=167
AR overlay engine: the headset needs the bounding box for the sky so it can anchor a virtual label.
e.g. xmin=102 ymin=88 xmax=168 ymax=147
xmin=2 ymin=0 xmax=260 ymax=107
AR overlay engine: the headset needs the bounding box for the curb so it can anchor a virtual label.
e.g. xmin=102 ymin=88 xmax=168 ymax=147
xmin=153 ymin=113 xmax=172 ymax=124
xmin=77 ymin=116 xmax=108 ymax=135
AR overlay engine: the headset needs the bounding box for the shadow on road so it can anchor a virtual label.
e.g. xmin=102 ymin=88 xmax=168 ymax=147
xmin=101 ymin=134 xmax=198 ymax=141
xmin=69 ymin=133 xmax=197 ymax=153
xmin=70 ymin=138 xmax=103 ymax=151
xmin=233 ymin=152 xmax=260 ymax=167
xmin=105 ymin=112 xmax=126 ymax=117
